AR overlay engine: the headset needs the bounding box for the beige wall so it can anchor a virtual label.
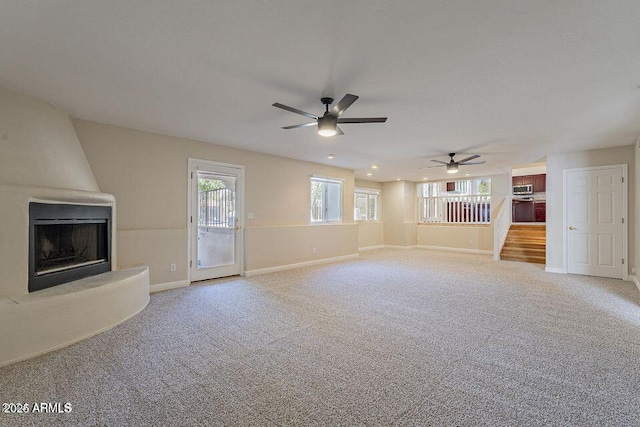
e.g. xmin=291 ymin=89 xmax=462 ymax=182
xmin=417 ymin=225 xmax=493 ymax=252
xmin=246 ymin=224 xmax=358 ymax=270
xmin=73 ymin=120 xmax=358 ymax=284
xmin=354 ymin=179 xmax=382 ymax=191
xmin=381 ymin=181 xmax=417 ymax=246
xmin=0 ymin=87 xmax=98 ymax=192
xmin=358 ymin=222 xmax=384 ymax=249
xmin=546 ymin=145 xmax=635 ymax=274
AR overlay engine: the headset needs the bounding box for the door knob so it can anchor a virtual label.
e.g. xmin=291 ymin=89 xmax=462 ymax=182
xmin=568 ymin=226 xmax=576 ymax=230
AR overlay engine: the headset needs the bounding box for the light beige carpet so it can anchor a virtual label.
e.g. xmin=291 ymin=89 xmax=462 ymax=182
xmin=1 ymin=249 xmax=640 ymax=426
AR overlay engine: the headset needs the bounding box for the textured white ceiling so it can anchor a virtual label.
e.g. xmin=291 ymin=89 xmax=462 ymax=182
xmin=1 ymin=0 xmax=639 ymax=181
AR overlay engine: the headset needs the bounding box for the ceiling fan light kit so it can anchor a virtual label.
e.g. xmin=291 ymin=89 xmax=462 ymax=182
xmin=272 ymin=94 xmax=387 ymax=137
xmin=426 ymin=153 xmax=487 ymax=174
xmin=318 ymin=115 xmax=338 ymax=137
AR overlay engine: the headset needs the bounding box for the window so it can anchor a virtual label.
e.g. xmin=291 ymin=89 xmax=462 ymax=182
xmin=354 ymin=188 xmax=380 ymax=221
xmin=310 ymin=177 xmax=343 ymax=223
xmin=418 ymin=178 xmax=491 ymax=224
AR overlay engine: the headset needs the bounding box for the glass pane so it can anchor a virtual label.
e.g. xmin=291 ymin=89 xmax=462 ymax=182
xmin=35 ymin=223 xmax=107 ymax=275
xmin=197 ymin=171 xmax=235 ymax=269
xmin=326 ymin=182 xmax=341 ymax=221
xmin=311 ymin=180 xmax=324 ymax=222
xmin=369 ymin=194 xmax=378 ymax=221
xmin=355 ymin=193 xmax=368 ymax=220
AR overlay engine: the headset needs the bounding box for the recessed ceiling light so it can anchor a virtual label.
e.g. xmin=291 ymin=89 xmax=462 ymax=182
xmin=396 ymin=178 xmax=401 ymax=181
xmin=327 ymin=154 xmax=335 ymax=159
xmin=366 ymin=173 xmax=372 ymax=176
xmin=423 ymin=177 xmax=428 ymax=180
xmin=371 ymin=165 xmax=378 ymax=169
xmin=465 ymin=173 xmax=470 ymax=176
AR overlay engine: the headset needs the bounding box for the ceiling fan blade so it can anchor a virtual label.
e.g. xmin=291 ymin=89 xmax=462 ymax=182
xmin=329 ymin=94 xmax=359 ymax=117
xmin=272 ymin=103 xmax=318 ymax=120
xmin=337 ymin=117 xmax=387 ymax=124
xmin=456 ymin=154 xmax=480 ymax=163
xmin=430 ymin=159 xmax=448 ymax=165
xmin=460 ymin=161 xmax=486 ymax=165
xmin=420 ymin=164 xmax=446 ymax=169
xmin=282 ymin=122 xmax=317 ymax=129
xmin=336 ymin=126 xmax=344 ymax=135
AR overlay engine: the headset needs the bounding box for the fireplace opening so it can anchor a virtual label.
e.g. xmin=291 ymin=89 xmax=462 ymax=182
xmin=29 ymin=203 xmax=112 ymax=292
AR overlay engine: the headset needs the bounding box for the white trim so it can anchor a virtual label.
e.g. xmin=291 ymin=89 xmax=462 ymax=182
xmin=384 ymin=245 xmax=418 ymax=250
xmin=563 ymin=164 xmax=627 ymax=280
xmin=311 ymin=174 xmax=345 ymax=183
xmin=244 ymin=254 xmax=359 ymax=276
xmin=630 ymin=275 xmax=640 ymax=293
xmin=149 ymin=280 xmax=189 ymax=293
xmin=416 ymin=245 xmax=492 ymax=255
xmin=545 ymin=266 xmax=566 ymax=274
xmin=359 ymin=245 xmax=385 ymax=251
xmin=355 ymin=187 xmax=381 ymax=195
xmin=187 ymin=158 xmax=245 ymax=283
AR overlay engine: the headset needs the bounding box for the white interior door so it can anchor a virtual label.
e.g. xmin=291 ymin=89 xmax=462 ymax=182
xmin=566 ymin=165 xmax=625 ymax=279
xmin=190 ymin=160 xmax=243 ymax=282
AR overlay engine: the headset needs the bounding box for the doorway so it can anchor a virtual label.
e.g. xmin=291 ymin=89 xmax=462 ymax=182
xmin=189 ymin=159 xmax=244 ymax=282
xmin=564 ymin=164 xmax=627 ymax=279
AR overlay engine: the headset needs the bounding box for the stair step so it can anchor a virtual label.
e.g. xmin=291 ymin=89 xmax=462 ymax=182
xmin=509 ymin=224 xmax=546 ymax=231
xmin=501 ymin=254 xmax=546 ymax=264
xmin=507 ymin=230 xmax=546 ymax=236
xmin=501 ymin=247 xmax=546 ymax=256
xmin=503 ymin=242 xmax=546 ymax=250
xmin=501 ymin=223 xmax=547 ymax=265
xmin=505 ymin=237 xmax=546 ymax=242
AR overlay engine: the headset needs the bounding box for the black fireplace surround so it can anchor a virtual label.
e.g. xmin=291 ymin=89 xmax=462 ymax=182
xmin=29 ymin=203 xmax=112 ymax=293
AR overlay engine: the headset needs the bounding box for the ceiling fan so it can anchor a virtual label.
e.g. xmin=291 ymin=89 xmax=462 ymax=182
xmin=272 ymin=94 xmax=387 ymax=137
xmin=421 ymin=153 xmax=486 ymax=174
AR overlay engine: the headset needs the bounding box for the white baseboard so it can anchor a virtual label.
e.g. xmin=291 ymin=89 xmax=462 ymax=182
xmin=384 ymin=245 xmax=418 ymax=250
xmin=359 ymin=245 xmax=385 ymax=251
xmin=244 ymin=253 xmax=360 ymax=277
xmin=630 ymin=275 xmax=640 ymax=293
xmin=149 ymin=280 xmax=189 ymax=293
xmin=545 ymin=267 xmax=565 ymax=274
xmin=416 ymin=245 xmax=492 ymax=255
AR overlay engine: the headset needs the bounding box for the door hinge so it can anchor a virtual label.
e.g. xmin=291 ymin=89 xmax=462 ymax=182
xmin=622 ymin=258 xmax=625 ymax=265
xmin=191 ymin=171 xmax=193 ymax=179
xmin=622 ymin=177 xmax=624 ymax=183
xmin=190 ymin=260 xmax=192 ymax=267
xmin=190 ymin=216 xmax=192 ymax=223
xmin=622 ymin=218 xmax=625 ymax=223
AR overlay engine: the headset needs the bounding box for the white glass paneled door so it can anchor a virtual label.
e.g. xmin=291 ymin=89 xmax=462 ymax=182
xmin=189 ymin=159 xmax=244 ymax=282
xmin=565 ymin=165 xmax=626 ymax=279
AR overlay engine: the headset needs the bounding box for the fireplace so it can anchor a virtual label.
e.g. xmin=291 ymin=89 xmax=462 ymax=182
xmin=29 ymin=203 xmax=112 ymax=292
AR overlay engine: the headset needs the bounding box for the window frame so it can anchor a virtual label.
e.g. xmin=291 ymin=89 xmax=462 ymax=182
xmin=310 ymin=176 xmax=344 ymax=224
xmin=354 ymin=187 xmax=381 ymax=222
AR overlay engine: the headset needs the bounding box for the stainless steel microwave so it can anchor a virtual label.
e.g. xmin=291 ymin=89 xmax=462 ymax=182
xmin=513 ymin=184 xmax=533 ymax=195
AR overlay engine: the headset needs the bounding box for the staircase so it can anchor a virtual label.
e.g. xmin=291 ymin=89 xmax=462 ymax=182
xmin=500 ymin=224 xmax=546 ymax=264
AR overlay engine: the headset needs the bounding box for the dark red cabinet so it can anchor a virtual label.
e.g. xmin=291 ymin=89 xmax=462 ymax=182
xmin=533 ymin=175 xmax=546 ymax=192
xmin=513 ymin=200 xmax=534 ymax=222
xmin=512 ymin=174 xmax=546 ymax=192
xmin=534 ymin=202 xmax=546 ymax=222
